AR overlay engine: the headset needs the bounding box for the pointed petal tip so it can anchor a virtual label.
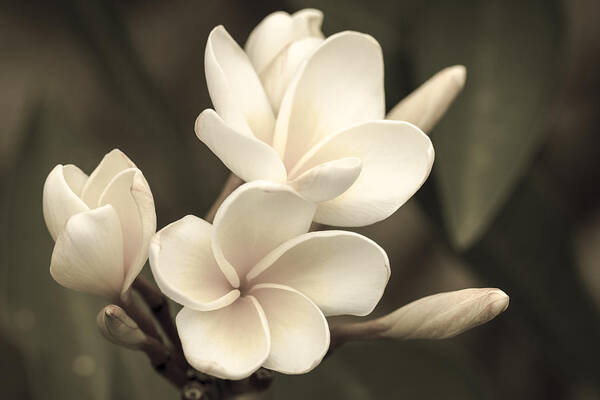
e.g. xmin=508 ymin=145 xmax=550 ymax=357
xmin=487 ymin=288 xmax=510 ymax=315
xmin=446 ymin=65 xmax=467 ymax=88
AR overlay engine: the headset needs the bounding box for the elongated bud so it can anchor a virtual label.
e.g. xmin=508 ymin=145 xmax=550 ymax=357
xmin=387 ymin=65 xmax=466 ymax=133
xmin=97 ymin=305 xmax=147 ymax=349
xmin=330 ymin=288 xmax=508 ymax=350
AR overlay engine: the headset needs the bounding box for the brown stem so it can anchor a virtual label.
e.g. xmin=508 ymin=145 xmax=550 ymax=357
xmin=133 ymin=276 xmax=187 ymax=369
xmin=205 ymin=174 xmax=243 ymax=223
xmin=120 ymin=290 xmax=162 ymax=343
xmin=140 ymin=335 xmax=188 ymax=388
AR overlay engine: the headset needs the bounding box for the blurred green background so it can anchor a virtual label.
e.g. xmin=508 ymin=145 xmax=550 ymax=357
xmin=1 ymin=0 xmax=600 ymax=399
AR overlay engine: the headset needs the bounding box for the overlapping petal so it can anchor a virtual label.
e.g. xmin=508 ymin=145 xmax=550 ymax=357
xmin=387 ymin=65 xmax=467 ymax=133
xmin=212 ymin=181 xmax=315 ymax=287
xmin=250 ymin=283 xmax=329 ymax=374
xmin=80 ymin=149 xmax=135 ymax=208
xmin=43 ymin=164 xmax=89 ymax=240
xmin=99 ymin=168 xmax=157 ymax=294
xmin=176 ymin=297 xmax=270 ymax=380
xmin=149 ymin=215 xmax=239 ymax=311
xmin=50 ymin=205 xmax=124 ymax=299
xmin=289 ymin=157 xmax=362 ymax=203
xmin=290 ymin=120 xmax=434 ymax=226
xmin=248 ymin=231 xmax=389 ymax=316
xmin=274 ymin=31 xmax=385 ymax=169
xmin=245 ymin=9 xmax=324 ymax=75
xmin=205 ymin=26 xmax=274 ymax=144
xmin=195 ymin=109 xmax=287 ymax=183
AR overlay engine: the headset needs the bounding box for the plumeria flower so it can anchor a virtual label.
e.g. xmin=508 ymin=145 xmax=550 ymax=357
xmin=195 ymin=10 xmax=465 ymax=227
xmin=149 ymin=182 xmax=389 ymax=380
xmin=43 ymin=149 xmax=156 ymax=301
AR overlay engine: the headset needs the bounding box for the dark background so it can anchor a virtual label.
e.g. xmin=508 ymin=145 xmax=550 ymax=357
xmin=1 ymin=0 xmax=599 ymax=399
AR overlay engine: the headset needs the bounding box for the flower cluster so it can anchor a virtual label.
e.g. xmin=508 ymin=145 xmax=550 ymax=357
xmin=42 ymin=8 xmax=507 ymax=383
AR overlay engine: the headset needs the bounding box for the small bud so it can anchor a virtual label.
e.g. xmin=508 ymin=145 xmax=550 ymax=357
xmin=387 ymin=65 xmax=467 ymax=133
xmin=97 ymin=305 xmax=147 ymax=349
xmin=330 ymin=288 xmax=509 ymax=349
xmin=378 ymin=288 xmax=509 ymax=339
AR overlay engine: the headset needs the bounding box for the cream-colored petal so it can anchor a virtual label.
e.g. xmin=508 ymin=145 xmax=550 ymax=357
xmin=290 ymin=120 xmax=434 ymax=227
xmin=195 ymin=109 xmax=287 ymax=183
xmin=50 ymin=205 xmax=124 ymax=300
xmin=260 ymin=37 xmax=323 ymax=113
xmin=176 ymin=297 xmax=270 ymax=380
xmin=289 ymin=157 xmax=362 ymax=203
xmin=80 ymin=149 xmax=135 ymax=208
xmin=63 ymin=164 xmax=88 ymax=196
xmin=99 ymin=168 xmax=156 ymax=294
xmin=274 ymin=31 xmax=385 ymax=170
xmin=248 ymin=231 xmax=389 ymax=316
xmin=205 ymin=26 xmax=274 ymax=144
xmin=43 ymin=165 xmax=89 ymax=241
xmin=387 ymin=65 xmax=466 ymax=133
xmin=149 ymin=215 xmax=239 ymax=311
xmin=245 ymin=9 xmax=324 ymax=75
xmin=250 ymin=283 xmax=329 ymax=374
xmin=212 ymin=181 xmax=315 ymax=287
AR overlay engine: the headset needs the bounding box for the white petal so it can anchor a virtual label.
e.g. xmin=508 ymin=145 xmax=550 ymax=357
xmin=176 ymin=297 xmax=270 ymax=380
xmin=260 ymin=37 xmax=323 ymax=113
xmin=274 ymin=31 xmax=385 ymax=170
xmin=80 ymin=149 xmax=136 ymax=208
xmin=377 ymin=288 xmax=509 ymax=339
xmin=290 ymin=120 xmax=434 ymax=227
xmin=289 ymin=157 xmax=362 ymax=203
xmin=212 ymin=181 xmax=315 ymax=287
xmin=149 ymin=215 xmax=239 ymax=311
xmin=43 ymin=165 xmax=89 ymax=241
xmin=50 ymin=205 xmax=124 ymax=299
xmin=63 ymin=164 xmax=88 ymax=195
xmin=245 ymin=9 xmax=324 ymax=75
xmin=99 ymin=168 xmax=157 ymax=294
xmin=387 ymin=65 xmax=466 ymax=133
xmin=248 ymin=231 xmax=389 ymax=316
xmin=250 ymin=283 xmax=329 ymax=374
xmin=205 ymin=26 xmax=274 ymax=144
xmin=195 ymin=109 xmax=287 ymax=183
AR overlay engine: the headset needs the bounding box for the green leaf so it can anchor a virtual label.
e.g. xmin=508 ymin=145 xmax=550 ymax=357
xmin=412 ymin=0 xmax=562 ymax=249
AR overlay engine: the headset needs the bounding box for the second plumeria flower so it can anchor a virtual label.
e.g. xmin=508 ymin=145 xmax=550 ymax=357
xmin=196 ymin=15 xmax=434 ymax=227
xmin=149 ymin=182 xmax=390 ymax=380
xmin=43 ymin=149 xmax=156 ymax=301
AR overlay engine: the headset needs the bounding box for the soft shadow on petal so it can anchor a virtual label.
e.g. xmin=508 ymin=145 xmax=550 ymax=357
xmin=245 ymin=9 xmax=324 ymax=75
xmin=205 ymin=26 xmax=274 ymax=144
xmin=212 ymin=181 xmax=316 ymax=286
xmin=149 ymin=215 xmax=239 ymax=311
xmin=176 ymin=297 xmax=270 ymax=380
xmin=50 ymin=205 xmax=124 ymax=300
xmin=43 ymin=164 xmax=89 ymax=241
xmin=260 ymin=37 xmax=323 ymax=113
xmin=289 ymin=157 xmax=362 ymax=203
xmin=99 ymin=168 xmax=157 ymax=294
xmin=195 ymin=109 xmax=287 ymax=183
xmin=80 ymin=149 xmax=135 ymax=208
xmin=248 ymin=231 xmax=389 ymax=316
xmin=250 ymin=283 xmax=329 ymax=374
xmin=387 ymin=65 xmax=467 ymax=133
xmin=290 ymin=120 xmax=434 ymax=227
xmin=274 ymin=31 xmax=385 ymax=170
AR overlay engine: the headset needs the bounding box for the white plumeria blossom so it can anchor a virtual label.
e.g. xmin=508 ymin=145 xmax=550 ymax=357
xmin=195 ymin=9 xmax=442 ymax=227
xmin=43 ymin=149 xmax=156 ymax=300
xmin=149 ymin=182 xmax=390 ymax=380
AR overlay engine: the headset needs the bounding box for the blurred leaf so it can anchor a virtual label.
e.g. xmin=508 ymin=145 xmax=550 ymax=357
xmin=274 ymin=340 xmax=492 ymax=400
xmin=412 ymin=0 xmax=562 ymax=249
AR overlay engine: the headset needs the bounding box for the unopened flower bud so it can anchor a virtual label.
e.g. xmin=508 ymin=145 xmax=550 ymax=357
xmin=97 ymin=305 xmax=147 ymax=349
xmin=330 ymin=288 xmax=509 ymax=349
